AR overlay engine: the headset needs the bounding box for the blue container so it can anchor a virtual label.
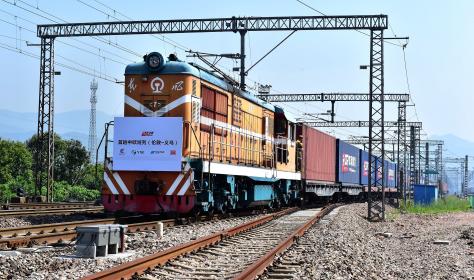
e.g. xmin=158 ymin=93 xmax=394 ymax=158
xmin=413 ymin=184 xmax=438 ymax=205
xmin=385 ymin=161 xmax=397 ymax=187
xmin=375 ymin=158 xmax=383 ymax=183
xmin=359 ymin=150 xmax=376 ymax=186
xmin=395 ymin=163 xmax=399 ymax=186
xmin=336 ymin=140 xmax=360 ymax=185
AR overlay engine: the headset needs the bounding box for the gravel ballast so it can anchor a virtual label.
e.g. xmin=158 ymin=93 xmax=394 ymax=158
xmin=0 ymin=215 xmax=263 ymax=280
xmin=262 ymin=203 xmax=474 ymax=280
xmin=0 ymin=214 xmax=92 ymax=229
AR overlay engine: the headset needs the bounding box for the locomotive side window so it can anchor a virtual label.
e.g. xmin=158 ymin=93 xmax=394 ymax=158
xmin=200 ymin=86 xmax=228 ymax=136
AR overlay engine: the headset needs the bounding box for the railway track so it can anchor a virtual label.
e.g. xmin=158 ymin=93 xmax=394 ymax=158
xmin=0 ymin=210 xmax=263 ymax=249
xmin=80 ymin=205 xmax=338 ymax=280
xmin=3 ymin=202 xmax=96 ymax=210
xmin=0 ymin=206 xmax=104 ymax=217
xmin=0 ymin=217 xmax=176 ymax=249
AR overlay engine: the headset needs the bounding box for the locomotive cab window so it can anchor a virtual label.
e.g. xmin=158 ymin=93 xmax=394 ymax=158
xmin=274 ymin=118 xmax=287 ymax=136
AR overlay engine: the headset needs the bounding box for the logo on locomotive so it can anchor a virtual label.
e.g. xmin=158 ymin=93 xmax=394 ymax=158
xmin=128 ymin=78 xmax=137 ymax=93
xmin=342 ymin=153 xmax=357 ymax=173
xmin=150 ymin=77 xmax=164 ymax=93
xmin=172 ymin=81 xmax=184 ymax=91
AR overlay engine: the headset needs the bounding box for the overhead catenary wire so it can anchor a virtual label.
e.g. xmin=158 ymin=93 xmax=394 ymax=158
xmin=0 ymin=40 xmax=122 ymax=83
xmin=1 ymin=0 xmax=142 ymax=57
xmin=78 ymin=0 xmax=189 ymax=52
xmin=0 ymin=4 xmax=133 ymax=64
xmin=0 ymin=19 xmax=124 ymax=83
xmin=0 ymin=33 xmax=120 ymax=81
xmin=295 ymin=0 xmax=403 ymax=48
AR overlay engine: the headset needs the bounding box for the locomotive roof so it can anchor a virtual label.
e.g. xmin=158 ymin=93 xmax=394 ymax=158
xmin=125 ymin=58 xmax=275 ymax=112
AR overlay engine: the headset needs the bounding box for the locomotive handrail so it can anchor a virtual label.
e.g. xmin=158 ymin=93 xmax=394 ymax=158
xmin=184 ymin=120 xmax=202 ymax=159
xmin=95 ymin=121 xmax=114 ymax=189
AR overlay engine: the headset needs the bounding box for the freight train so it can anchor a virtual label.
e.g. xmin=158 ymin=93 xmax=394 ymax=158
xmin=101 ymin=52 xmax=398 ymax=214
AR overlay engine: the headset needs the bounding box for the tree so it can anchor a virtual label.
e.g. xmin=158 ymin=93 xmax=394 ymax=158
xmin=79 ymin=163 xmax=104 ymax=190
xmin=21 ymin=134 xmax=100 ymax=201
xmin=63 ymin=139 xmax=89 ymax=185
xmin=26 ymin=134 xmax=89 ymax=185
xmin=0 ymin=139 xmax=33 ymax=202
xmin=0 ymin=139 xmax=32 ymax=184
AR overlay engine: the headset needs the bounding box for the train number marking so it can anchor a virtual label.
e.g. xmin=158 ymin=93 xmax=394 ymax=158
xmin=128 ymin=78 xmax=137 ymax=93
xmin=151 ymin=77 xmax=164 ymax=93
xmin=172 ymin=81 xmax=184 ymax=91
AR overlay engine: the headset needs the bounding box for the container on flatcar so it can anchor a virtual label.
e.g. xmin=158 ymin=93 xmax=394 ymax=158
xmin=374 ymin=160 xmax=395 ymax=186
xmin=336 ymin=140 xmax=360 ymax=185
xmin=359 ymin=150 xmax=376 ymax=186
xmin=385 ymin=161 xmax=397 ymax=187
xmin=375 ymin=159 xmax=384 ymax=183
xmin=301 ymin=125 xmax=336 ymax=182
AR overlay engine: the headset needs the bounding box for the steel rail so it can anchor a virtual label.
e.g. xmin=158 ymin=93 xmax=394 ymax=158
xmin=0 ymin=207 xmax=104 ymax=217
xmin=80 ymin=207 xmax=297 ymax=280
xmin=0 ymin=218 xmax=116 ymax=238
xmin=0 ymin=218 xmax=176 ymax=249
xmin=234 ymin=204 xmax=340 ymax=280
xmin=0 ymin=211 xmax=267 ymax=249
xmin=3 ymin=202 xmax=96 ymax=210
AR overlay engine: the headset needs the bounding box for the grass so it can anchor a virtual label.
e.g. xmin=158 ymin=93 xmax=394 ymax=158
xmin=400 ymin=196 xmax=471 ymax=214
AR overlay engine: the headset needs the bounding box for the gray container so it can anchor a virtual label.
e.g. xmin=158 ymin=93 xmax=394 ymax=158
xmin=76 ymin=224 xmax=110 ymax=258
xmin=108 ymin=224 xmax=121 ymax=245
xmin=76 ymin=224 xmax=110 ymax=247
xmin=108 ymin=225 xmax=128 ymax=243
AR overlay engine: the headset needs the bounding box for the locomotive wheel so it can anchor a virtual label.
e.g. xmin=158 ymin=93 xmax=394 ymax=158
xmin=206 ymin=207 xmax=215 ymax=218
xmin=217 ymin=204 xmax=227 ymax=215
xmin=192 ymin=206 xmax=202 ymax=222
xmin=274 ymin=200 xmax=281 ymax=209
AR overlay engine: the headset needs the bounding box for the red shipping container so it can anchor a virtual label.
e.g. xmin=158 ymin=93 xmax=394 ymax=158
xmin=302 ymin=125 xmax=336 ymax=182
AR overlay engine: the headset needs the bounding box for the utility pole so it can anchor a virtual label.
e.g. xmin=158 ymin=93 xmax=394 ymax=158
xmin=88 ymin=79 xmax=98 ymax=163
xmin=425 ymin=142 xmax=429 ymax=184
xmin=463 ymin=155 xmax=469 ymax=195
xmin=239 ymin=31 xmax=246 ymax=90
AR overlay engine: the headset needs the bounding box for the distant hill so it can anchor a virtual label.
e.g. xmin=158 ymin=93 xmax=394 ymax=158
xmin=0 ymin=109 xmax=115 ymax=147
xmin=429 ymin=134 xmax=474 ymax=194
xmin=430 ymin=134 xmax=474 ymax=158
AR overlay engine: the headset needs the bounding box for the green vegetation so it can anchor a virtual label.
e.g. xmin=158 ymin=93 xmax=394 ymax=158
xmin=0 ymin=135 xmax=102 ymax=203
xmin=400 ymin=196 xmax=471 ymax=214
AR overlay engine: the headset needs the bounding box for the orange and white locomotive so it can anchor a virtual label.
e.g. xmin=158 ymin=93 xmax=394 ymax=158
xmin=102 ymin=52 xmax=301 ymax=214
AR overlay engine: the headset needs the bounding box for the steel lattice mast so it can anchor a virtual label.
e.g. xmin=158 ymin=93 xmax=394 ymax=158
xmin=88 ymin=79 xmax=98 ymax=163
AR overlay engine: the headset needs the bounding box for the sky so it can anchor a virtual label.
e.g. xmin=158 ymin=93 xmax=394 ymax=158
xmin=0 ymin=0 xmax=473 ymax=145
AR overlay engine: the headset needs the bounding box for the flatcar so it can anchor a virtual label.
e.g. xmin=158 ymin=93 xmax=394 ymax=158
xmin=101 ymin=51 xmax=398 ymax=215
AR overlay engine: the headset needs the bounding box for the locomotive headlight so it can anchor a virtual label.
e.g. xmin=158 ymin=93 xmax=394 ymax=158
xmin=145 ymin=52 xmax=164 ymax=70
xmin=148 ymin=55 xmax=161 ymax=68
